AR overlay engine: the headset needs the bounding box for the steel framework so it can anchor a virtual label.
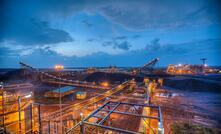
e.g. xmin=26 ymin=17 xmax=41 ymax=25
xmin=66 ymin=101 xmax=164 ymax=134
xmin=142 ymin=58 xmax=160 ymax=70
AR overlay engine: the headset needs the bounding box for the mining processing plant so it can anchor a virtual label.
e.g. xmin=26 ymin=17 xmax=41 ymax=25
xmin=0 ymin=58 xmax=167 ymax=134
xmin=0 ymin=58 xmax=221 ymax=134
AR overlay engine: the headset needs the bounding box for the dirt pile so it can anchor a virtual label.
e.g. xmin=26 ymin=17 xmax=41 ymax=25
xmin=84 ymin=72 xmax=143 ymax=83
xmin=164 ymin=76 xmax=221 ymax=92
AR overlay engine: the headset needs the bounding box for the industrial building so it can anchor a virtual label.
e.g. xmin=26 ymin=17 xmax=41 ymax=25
xmin=76 ymin=91 xmax=87 ymax=99
xmin=167 ymin=64 xmax=203 ymax=75
xmin=44 ymin=86 xmax=76 ymax=98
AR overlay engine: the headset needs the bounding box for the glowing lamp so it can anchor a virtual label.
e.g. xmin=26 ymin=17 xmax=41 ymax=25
xmin=54 ymin=64 xmax=64 ymax=70
xmin=24 ymin=94 xmax=32 ymax=98
xmin=101 ymin=82 xmax=109 ymax=87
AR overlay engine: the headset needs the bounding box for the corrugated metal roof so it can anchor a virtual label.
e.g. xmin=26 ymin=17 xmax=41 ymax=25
xmin=76 ymin=91 xmax=86 ymax=95
xmin=52 ymin=86 xmax=75 ymax=93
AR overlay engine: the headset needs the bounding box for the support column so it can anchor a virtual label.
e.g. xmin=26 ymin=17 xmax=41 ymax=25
xmin=30 ymin=104 xmax=33 ymax=134
xmin=18 ymin=96 xmax=22 ymax=133
xmin=48 ymin=121 xmax=50 ymax=134
xmin=158 ymin=122 xmax=164 ymax=134
xmin=80 ymin=122 xmax=84 ymax=134
xmin=158 ymin=107 xmax=164 ymax=134
xmin=1 ymin=88 xmax=5 ymax=130
xmin=38 ymin=104 xmax=42 ymax=134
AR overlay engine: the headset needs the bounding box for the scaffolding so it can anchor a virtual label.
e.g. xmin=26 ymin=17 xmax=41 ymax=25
xmin=0 ymin=90 xmax=41 ymax=134
xmin=66 ymin=101 xmax=164 ymax=134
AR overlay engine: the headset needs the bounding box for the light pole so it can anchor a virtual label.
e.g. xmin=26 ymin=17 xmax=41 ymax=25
xmin=201 ymin=58 xmax=207 ymax=66
xmin=0 ymin=82 xmax=5 ymax=130
xmin=18 ymin=96 xmax=21 ymax=132
xmin=80 ymin=113 xmax=84 ymax=134
xmin=80 ymin=113 xmax=83 ymax=120
xmin=54 ymin=64 xmax=64 ymax=134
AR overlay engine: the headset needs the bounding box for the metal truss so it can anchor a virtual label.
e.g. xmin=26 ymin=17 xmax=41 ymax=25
xmin=66 ymin=101 xmax=164 ymax=134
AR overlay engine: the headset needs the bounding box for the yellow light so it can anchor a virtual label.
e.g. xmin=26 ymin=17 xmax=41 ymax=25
xmin=101 ymin=82 xmax=109 ymax=87
xmin=24 ymin=94 xmax=32 ymax=98
xmin=54 ymin=64 xmax=64 ymax=70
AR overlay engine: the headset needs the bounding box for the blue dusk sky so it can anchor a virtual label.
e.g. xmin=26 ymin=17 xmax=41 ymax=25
xmin=0 ymin=0 xmax=221 ymax=68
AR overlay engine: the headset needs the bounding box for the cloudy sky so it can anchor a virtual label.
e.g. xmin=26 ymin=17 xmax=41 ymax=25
xmin=0 ymin=0 xmax=221 ymax=68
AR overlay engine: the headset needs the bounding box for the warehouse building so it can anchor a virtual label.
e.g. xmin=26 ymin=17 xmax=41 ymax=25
xmin=44 ymin=86 xmax=76 ymax=98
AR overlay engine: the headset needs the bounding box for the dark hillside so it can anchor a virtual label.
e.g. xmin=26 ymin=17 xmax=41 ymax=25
xmin=84 ymin=72 xmax=143 ymax=83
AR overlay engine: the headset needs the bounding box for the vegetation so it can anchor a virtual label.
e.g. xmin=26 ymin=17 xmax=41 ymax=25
xmin=170 ymin=121 xmax=220 ymax=134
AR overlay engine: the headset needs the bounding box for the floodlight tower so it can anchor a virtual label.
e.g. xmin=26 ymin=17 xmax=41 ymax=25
xmin=55 ymin=64 xmax=64 ymax=134
xmin=201 ymin=58 xmax=207 ymax=66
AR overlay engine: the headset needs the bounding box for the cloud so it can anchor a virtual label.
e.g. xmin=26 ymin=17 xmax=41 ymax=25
xmin=102 ymin=35 xmax=131 ymax=50
xmin=145 ymin=38 xmax=161 ymax=51
xmin=143 ymin=38 xmax=194 ymax=56
xmin=82 ymin=20 xmax=93 ymax=28
xmin=143 ymin=38 xmax=187 ymax=54
xmin=143 ymin=38 xmax=221 ymax=59
xmin=99 ymin=0 xmax=221 ymax=30
xmin=1 ymin=0 xmax=220 ymax=47
xmin=113 ymin=36 xmax=127 ymax=40
xmin=87 ymin=38 xmax=96 ymax=42
xmin=1 ymin=17 xmax=73 ymax=45
xmin=113 ymin=41 xmax=131 ymax=50
xmin=132 ymin=35 xmax=141 ymax=39
xmin=0 ymin=47 xmax=19 ymax=57
xmin=1 ymin=1 xmax=73 ymax=46
xmin=42 ymin=0 xmax=220 ymax=31
xmin=1 ymin=38 xmax=220 ymax=68
xmin=102 ymin=40 xmax=131 ymax=51
xmin=102 ymin=41 xmax=113 ymax=47
xmin=1 ymin=0 xmax=220 ymax=68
